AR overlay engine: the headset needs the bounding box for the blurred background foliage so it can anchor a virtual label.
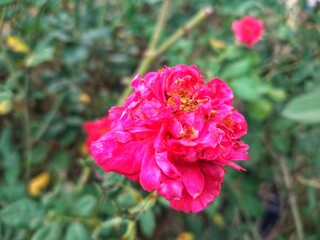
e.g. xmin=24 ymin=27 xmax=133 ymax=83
xmin=0 ymin=0 xmax=320 ymax=239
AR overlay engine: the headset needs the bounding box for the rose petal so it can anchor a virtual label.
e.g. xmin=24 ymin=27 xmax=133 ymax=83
xmin=158 ymin=177 xmax=183 ymax=201
xmin=170 ymin=163 xmax=225 ymax=213
xmin=178 ymin=162 xmax=205 ymax=199
xmin=155 ymin=151 xmax=180 ymax=178
xmin=139 ymin=144 xmax=162 ymax=191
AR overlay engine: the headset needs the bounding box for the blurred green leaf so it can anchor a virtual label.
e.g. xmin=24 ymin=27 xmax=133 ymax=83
xmin=26 ymin=47 xmax=55 ymax=67
xmin=139 ymin=209 xmax=155 ymax=238
xmin=31 ymin=142 xmax=50 ymax=164
xmin=65 ymin=223 xmax=90 ymax=240
xmin=221 ymin=58 xmax=252 ymax=79
xmin=62 ymin=45 xmax=88 ymax=65
xmin=0 ymin=198 xmax=44 ymax=229
xmin=99 ymin=217 xmax=123 ymax=235
xmin=73 ymin=195 xmax=97 ymax=217
xmin=49 ymin=151 xmax=70 ymax=172
xmin=81 ymin=27 xmax=110 ymax=44
xmin=157 ymin=196 xmax=170 ymax=208
xmin=272 ymin=134 xmax=291 ymax=154
xmin=0 ymin=126 xmax=20 ymax=185
xmin=230 ymin=77 xmax=260 ymax=101
xmin=116 ymin=191 xmax=137 ymax=209
xmin=59 ymin=130 xmax=78 ymax=146
xmin=248 ymin=98 xmax=273 ymax=121
xmin=0 ymin=89 xmax=13 ymax=101
xmin=267 ymin=87 xmax=286 ymax=101
xmin=282 ymin=92 xmax=320 ymax=124
xmin=31 ymin=222 xmax=62 ymax=240
xmin=0 ymin=0 xmax=16 ymax=6
xmin=241 ymin=195 xmax=263 ymax=218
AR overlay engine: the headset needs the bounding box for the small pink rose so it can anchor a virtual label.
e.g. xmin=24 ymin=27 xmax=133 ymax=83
xmin=232 ymin=16 xmax=264 ymax=48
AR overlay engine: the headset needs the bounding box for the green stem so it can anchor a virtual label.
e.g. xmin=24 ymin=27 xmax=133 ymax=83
xmin=0 ymin=41 xmax=16 ymax=83
xmin=148 ymin=0 xmax=170 ymax=51
xmin=117 ymin=0 xmax=171 ymax=105
xmin=0 ymin=6 xmax=6 ymax=34
xmin=297 ymin=175 xmax=320 ymax=189
xmin=47 ymin=211 xmax=101 ymax=228
xmin=215 ymin=43 xmax=237 ymax=63
xmin=74 ymin=0 xmax=80 ymax=31
xmin=264 ymin=138 xmax=304 ymax=240
xmin=32 ymin=93 xmax=65 ymax=144
xmin=76 ymin=166 xmax=91 ymax=192
xmin=23 ymin=71 xmax=32 ymax=181
xmin=155 ymin=7 xmax=213 ymax=61
xmin=122 ymin=220 xmax=137 ymax=240
xmin=117 ymin=6 xmax=213 ymax=105
xmin=279 ymin=156 xmax=304 ymax=240
xmin=225 ymin=179 xmax=262 ymax=240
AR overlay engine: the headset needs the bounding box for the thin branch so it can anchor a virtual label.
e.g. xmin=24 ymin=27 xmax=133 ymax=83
xmin=155 ymin=7 xmax=213 ymax=60
xmin=297 ymin=175 xmax=320 ymax=189
xmin=148 ymin=0 xmax=170 ymax=51
xmin=278 ymin=156 xmax=304 ymax=240
xmin=264 ymin=140 xmax=304 ymax=240
xmin=32 ymin=93 xmax=65 ymax=144
xmin=117 ymin=6 xmax=213 ymax=105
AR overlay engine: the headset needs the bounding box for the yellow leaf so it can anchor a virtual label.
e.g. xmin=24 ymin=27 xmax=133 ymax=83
xmin=176 ymin=232 xmax=194 ymax=240
xmin=0 ymin=100 xmax=12 ymax=115
xmin=79 ymin=93 xmax=91 ymax=104
xmin=213 ymin=213 xmax=225 ymax=228
xmin=6 ymin=36 xmax=30 ymax=53
xmin=80 ymin=143 xmax=89 ymax=156
xmin=210 ymin=38 xmax=226 ymax=50
xmin=28 ymin=172 xmax=50 ymax=197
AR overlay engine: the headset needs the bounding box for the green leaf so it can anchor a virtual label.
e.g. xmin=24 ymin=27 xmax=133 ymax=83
xmin=139 ymin=209 xmax=155 ymax=238
xmin=65 ymin=223 xmax=90 ymax=240
xmin=62 ymin=45 xmax=88 ymax=65
xmin=100 ymin=217 xmax=123 ymax=231
xmin=221 ymin=58 xmax=252 ymax=79
xmin=0 ymin=124 xmax=11 ymax=152
xmin=31 ymin=142 xmax=50 ymax=164
xmin=157 ymin=196 xmax=170 ymax=208
xmin=0 ymin=89 xmax=13 ymax=101
xmin=230 ymin=77 xmax=260 ymax=101
xmin=267 ymin=87 xmax=286 ymax=101
xmin=0 ymin=198 xmax=44 ymax=229
xmin=49 ymin=151 xmax=70 ymax=172
xmin=31 ymin=222 xmax=62 ymax=240
xmin=0 ymin=0 xmax=16 ymax=6
xmin=73 ymin=195 xmax=97 ymax=217
xmin=0 ymin=125 xmax=20 ymax=184
xmin=81 ymin=27 xmax=110 ymax=44
xmin=271 ymin=134 xmax=291 ymax=154
xmin=248 ymin=99 xmax=273 ymax=121
xmin=282 ymin=92 xmax=320 ymax=124
xmin=26 ymin=47 xmax=55 ymax=67
xmin=241 ymin=195 xmax=263 ymax=218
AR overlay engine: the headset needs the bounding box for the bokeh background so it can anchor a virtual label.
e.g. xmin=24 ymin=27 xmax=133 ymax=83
xmin=0 ymin=0 xmax=319 ymax=239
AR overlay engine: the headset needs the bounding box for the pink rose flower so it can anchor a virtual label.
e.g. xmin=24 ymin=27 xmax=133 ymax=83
xmin=232 ymin=16 xmax=264 ymax=48
xmin=90 ymin=65 xmax=249 ymax=213
xmin=83 ymin=116 xmax=111 ymax=150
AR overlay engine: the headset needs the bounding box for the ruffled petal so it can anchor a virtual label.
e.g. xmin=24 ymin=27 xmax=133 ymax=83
xmin=139 ymin=144 xmax=162 ymax=192
xmin=178 ymin=162 xmax=205 ymax=199
xmin=90 ymin=131 xmax=143 ymax=181
xmin=157 ymin=177 xmax=183 ymax=201
xmin=155 ymin=152 xmax=180 ymax=178
xmin=170 ymin=162 xmax=225 ymax=213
